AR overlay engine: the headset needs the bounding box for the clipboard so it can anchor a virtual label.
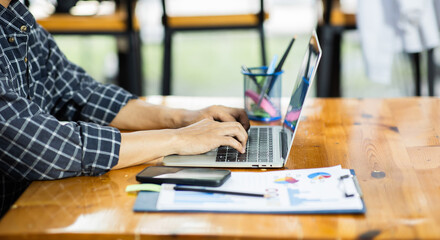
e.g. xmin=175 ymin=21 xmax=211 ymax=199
xmin=133 ymin=169 xmax=366 ymax=214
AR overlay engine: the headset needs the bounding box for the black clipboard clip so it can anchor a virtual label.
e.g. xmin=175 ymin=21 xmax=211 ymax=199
xmin=339 ymin=174 xmax=363 ymax=198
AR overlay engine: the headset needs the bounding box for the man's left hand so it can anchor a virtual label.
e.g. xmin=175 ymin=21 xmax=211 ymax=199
xmin=181 ymin=105 xmax=250 ymax=130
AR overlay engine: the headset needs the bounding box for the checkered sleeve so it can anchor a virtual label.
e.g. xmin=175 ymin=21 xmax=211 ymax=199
xmin=39 ymin=27 xmax=137 ymax=125
xmin=0 ymin=24 xmax=137 ymax=181
xmin=0 ymin=90 xmax=121 ymax=181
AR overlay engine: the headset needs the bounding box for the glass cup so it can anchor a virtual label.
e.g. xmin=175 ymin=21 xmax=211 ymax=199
xmin=243 ymin=67 xmax=282 ymax=122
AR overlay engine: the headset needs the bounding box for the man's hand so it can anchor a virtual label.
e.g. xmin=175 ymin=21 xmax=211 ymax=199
xmin=180 ymin=105 xmax=250 ymax=131
xmin=112 ymin=100 xmax=251 ymax=169
xmin=115 ymin=118 xmax=248 ymax=169
xmin=173 ymin=118 xmax=248 ymax=155
xmin=110 ymin=99 xmax=250 ymax=131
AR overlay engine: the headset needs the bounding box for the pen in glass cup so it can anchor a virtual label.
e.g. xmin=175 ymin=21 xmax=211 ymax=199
xmin=242 ymin=65 xmax=279 ymax=118
xmin=267 ymin=37 xmax=296 ymax=95
xmin=256 ymin=55 xmax=278 ymax=107
xmin=242 ymin=65 xmax=264 ymax=92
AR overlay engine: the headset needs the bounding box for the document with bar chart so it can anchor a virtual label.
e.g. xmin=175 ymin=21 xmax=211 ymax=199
xmin=134 ymin=166 xmax=365 ymax=214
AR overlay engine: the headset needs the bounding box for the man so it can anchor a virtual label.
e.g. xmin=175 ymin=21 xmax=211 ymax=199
xmin=0 ymin=0 xmax=249 ymax=217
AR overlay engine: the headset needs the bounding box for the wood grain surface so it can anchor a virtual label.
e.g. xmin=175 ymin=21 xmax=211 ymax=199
xmin=1 ymin=96 xmax=439 ymax=239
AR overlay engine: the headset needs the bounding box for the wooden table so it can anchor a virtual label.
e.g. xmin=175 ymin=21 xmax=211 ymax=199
xmin=1 ymin=96 xmax=440 ymax=239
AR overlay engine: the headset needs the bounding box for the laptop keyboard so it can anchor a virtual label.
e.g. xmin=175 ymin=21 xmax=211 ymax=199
xmin=216 ymin=127 xmax=273 ymax=163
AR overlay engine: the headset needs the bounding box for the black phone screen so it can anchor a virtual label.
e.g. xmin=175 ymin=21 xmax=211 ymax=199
xmin=136 ymin=166 xmax=231 ymax=187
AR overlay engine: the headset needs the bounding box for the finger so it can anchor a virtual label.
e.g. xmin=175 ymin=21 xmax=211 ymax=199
xmin=213 ymin=108 xmax=250 ymax=131
xmin=216 ymin=114 xmax=237 ymax=124
xmin=222 ymin=136 xmax=246 ymax=153
xmin=233 ymin=109 xmax=250 ymax=130
xmin=217 ymin=122 xmax=248 ymax=148
xmin=211 ymin=108 xmax=237 ymax=123
xmin=216 ymin=107 xmax=250 ymax=130
xmin=233 ymin=123 xmax=248 ymax=147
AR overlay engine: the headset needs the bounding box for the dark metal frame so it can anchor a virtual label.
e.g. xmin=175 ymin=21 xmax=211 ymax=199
xmin=410 ymin=49 xmax=435 ymax=96
xmin=316 ymin=0 xmax=355 ymax=97
xmin=160 ymin=0 xmax=267 ymax=95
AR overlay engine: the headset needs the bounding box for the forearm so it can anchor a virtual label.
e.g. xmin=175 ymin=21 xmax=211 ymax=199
xmin=110 ymin=99 xmax=251 ymax=131
xmin=113 ymin=130 xmax=178 ymax=169
xmin=110 ymin=99 xmax=188 ymax=131
xmin=113 ymin=119 xmax=249 ymax=170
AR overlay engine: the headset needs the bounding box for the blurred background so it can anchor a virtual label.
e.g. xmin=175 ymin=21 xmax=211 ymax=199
xmin=28 ymin=0 xmax=440 ymax=98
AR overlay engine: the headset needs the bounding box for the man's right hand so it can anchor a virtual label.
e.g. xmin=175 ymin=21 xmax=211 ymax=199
xmin=115 ymin=118 xmax=248 ymax=169
xmin=172 ymin=118 xmax=248 ymax=155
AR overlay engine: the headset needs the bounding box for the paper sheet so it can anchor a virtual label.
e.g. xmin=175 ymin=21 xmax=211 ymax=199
xmin=156 ymin=166 xmax=364 ymax=213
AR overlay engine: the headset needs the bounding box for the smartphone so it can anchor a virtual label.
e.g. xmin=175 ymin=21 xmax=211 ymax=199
xmin=136 ymin=166 xmax=231 ymax=187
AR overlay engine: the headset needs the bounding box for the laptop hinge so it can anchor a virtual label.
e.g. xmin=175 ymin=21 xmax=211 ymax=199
xmin=280 ymin=130 xmax=288 ymax=160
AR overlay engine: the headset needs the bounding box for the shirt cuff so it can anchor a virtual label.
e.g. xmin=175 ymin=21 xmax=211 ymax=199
xmin=81 ymin=84 xmax=138 ymax=126
xmin=78 ymin=121 xmax=121 ymax=176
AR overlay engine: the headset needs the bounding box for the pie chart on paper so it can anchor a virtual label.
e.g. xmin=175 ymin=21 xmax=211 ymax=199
xmin=307 ymin=172 xmax=331 ymax=180
xmin=274 ymin=177 xmax=299 ymax=184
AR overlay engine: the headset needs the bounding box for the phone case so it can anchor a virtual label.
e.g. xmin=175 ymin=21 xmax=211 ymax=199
xmin=136 ymin=167 xmax=231 ymax=187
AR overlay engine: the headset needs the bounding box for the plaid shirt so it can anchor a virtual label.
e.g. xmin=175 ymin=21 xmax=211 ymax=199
xmin=0 ymin=1 xmax=137 ymax=216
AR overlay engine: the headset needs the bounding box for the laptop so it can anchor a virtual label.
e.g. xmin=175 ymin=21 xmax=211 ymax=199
xmin=163 ymin=31 xmax=322 ymax=168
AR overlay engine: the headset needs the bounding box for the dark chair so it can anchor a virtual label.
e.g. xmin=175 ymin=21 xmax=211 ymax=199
xmin=160 ymin=0 xmax=269 ymax=95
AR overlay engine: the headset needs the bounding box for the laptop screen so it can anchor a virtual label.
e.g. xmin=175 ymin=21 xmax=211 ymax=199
xmin=282 ymin=31 xmax=322 ymax=159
